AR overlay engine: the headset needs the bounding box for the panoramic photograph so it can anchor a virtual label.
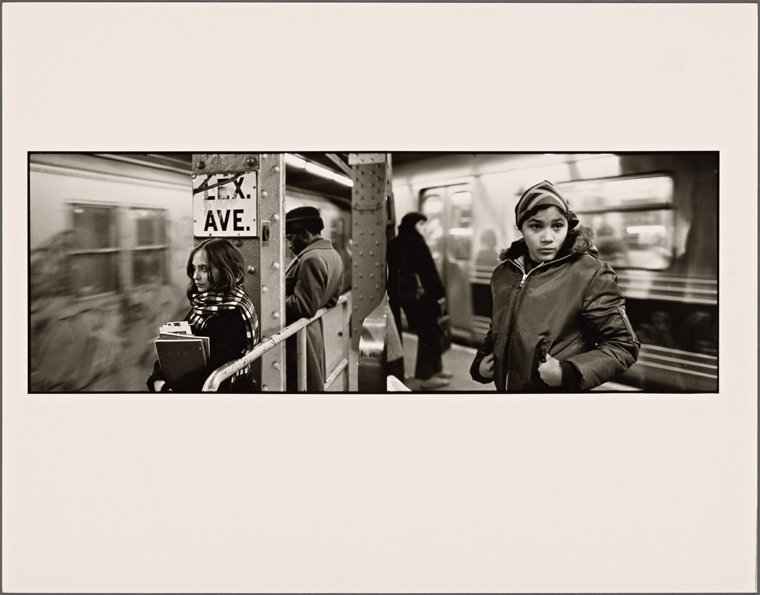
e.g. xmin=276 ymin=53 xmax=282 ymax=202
xmin=29 ymin=152 xmax=717 ymax=393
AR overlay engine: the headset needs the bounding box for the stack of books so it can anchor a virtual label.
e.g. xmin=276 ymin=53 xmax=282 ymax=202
xmin=154 ymin=322 xmax=209 ymax=383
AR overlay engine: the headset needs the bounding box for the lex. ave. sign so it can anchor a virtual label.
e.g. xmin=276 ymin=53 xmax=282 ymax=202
xmin=193 ymin=172 xmax=258 ymax=237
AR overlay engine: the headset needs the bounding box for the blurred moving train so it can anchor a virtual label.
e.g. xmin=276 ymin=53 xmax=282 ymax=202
xmin=392 ymin=153 xmax=718 ymax=391
xmin=29 ymin=153 xmax=352 ymax=391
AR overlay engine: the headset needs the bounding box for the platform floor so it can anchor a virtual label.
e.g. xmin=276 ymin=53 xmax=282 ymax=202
xmin=395 ymin=332 xmax=485 ymax=392
xmin=395 ymin=333 xmax=640 ymax=393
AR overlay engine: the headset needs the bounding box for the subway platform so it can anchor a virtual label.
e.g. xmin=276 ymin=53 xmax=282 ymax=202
xmin=394 ymin=333 xmax=486 ymax=392
xmin=395 ymin=333 xmax=640 ymax=392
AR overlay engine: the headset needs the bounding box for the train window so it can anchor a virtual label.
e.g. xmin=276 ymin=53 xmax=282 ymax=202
xmin=420 ymin=192 xmax=445 ymax=264
xmin=587 ymin=210 xmax=674 ymax=269
xmin=130 ymin=208 xmax=168 ymax=286
xmin=448 ymin=190 xmax=473 ymax=261
xmin=69 ymin=204 xmax=119 ymax=296
xmin=330 ymin=216 xmax=345 ymax=248
xmin=558 ymin=176 xmax=673 ymax=211
xmin=557 ymin=175 xmax=675 ymax=270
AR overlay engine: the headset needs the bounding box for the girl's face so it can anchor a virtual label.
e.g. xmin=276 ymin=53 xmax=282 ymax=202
xmin=520 ymin=206 xmax=569 ymax=263
xmin=191 ymin=248 xmax=219 ymax=293
xmin=415 ymin=220 xmax=427 ymax=236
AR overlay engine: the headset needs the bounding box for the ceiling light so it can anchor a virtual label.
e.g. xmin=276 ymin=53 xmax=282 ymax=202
xmin=286 ymin=153 xmax=353 ymax=187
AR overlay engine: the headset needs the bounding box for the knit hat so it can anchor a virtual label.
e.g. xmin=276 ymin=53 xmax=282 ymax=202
xmin=285 ymin=206 xmax=324 ymax=234
xmin=515 ymin=180 xmax=579 ymax=229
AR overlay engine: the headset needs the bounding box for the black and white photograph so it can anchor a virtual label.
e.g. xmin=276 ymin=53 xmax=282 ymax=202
xmin=3 ymin=2 xmax=756 ymax=593
xmin=29 ymin=152 xmax=718 ymax=393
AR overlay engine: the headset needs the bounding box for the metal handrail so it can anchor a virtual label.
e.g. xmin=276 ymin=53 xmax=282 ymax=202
xmin=357 ymin=297 xmax=387 ymax=393
xmin=202 ymin=293 xmax=349 ymax=392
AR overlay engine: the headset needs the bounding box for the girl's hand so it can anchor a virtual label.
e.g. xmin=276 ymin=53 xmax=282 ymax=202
xmin=478 ymin=353 xmax=495 ymax=380
xmin=537 ymin=353 xmax=563 ymax=387
xmin=153 ymin=379 xmax=167 ymax=392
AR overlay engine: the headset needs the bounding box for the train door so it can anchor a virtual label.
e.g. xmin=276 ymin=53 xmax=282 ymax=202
xmin=419 ymin=185 xmax=473 ymax=341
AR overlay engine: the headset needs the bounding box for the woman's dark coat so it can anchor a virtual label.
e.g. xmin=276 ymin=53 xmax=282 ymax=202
xmin=387 ymin=224 xmax=448 ymax=380
xmin=147 ymin=309 xmax=248 ymax=392
xmin=470 ymin=226 xmax=640 ymax=391
xmin=387 ymin=227 xmax=446 ymax=327
xmin=285 ymin=237 xmax=344 ymax=391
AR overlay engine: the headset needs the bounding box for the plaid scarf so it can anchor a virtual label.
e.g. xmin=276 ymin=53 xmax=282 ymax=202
xmin=188 ymin=286 xmax=259 ymax=379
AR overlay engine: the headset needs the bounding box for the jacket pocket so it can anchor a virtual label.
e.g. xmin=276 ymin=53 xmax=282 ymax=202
xmin=531 ymin=335 xmax=553 ymax=390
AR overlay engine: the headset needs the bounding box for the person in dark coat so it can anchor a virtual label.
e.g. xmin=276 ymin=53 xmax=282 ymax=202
xmin=147 ymin=238 xmax=259 ymax=392
xmin=470 ymin=180 xmax=640 ymax=391
xmin=285 ymin=206 xmax=345 ymax=391
xmin=388 ymin=212 xmax=451 ymax=389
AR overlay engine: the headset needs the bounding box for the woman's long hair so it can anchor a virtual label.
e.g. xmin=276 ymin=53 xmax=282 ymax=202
xmin=186 ymin=238 xmax=246 ymax=299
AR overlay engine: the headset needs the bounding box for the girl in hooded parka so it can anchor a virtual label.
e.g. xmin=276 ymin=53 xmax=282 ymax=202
xmin=469 ymin=180 xmax=640 ymax=391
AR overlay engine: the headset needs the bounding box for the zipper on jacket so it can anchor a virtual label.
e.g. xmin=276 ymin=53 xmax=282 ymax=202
xmin=502 ymin=254 xmax=572 ymax=388
xmin=503 ymin=260 xmax=533 ymax=387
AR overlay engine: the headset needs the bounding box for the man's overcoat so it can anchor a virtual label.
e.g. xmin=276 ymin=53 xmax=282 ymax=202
xmin=285 ymin=237 xmax=344 ymax=391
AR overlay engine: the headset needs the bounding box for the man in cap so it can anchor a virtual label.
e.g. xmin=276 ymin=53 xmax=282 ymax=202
xmin=284 ymin=206 xmax=344 ymax=391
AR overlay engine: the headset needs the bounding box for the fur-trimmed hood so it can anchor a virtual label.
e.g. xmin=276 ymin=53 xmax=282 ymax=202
xmin=498 ymin=224 xmax=597 ymax=261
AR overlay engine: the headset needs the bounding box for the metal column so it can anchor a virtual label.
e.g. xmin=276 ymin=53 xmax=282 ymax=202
xmin=191 ymin=153 xmax=286 ymax=391
xmin=349 ymin=153 xmax=390 ymax=342
xmin=350 ymin=153 xmax=390 ymax=391
xmin=257 ymin=154 xmax=286 ymax=391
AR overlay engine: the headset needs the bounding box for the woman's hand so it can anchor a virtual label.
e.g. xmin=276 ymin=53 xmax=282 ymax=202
xmin=478 ymin=353 xmax=495 ymax=380
xmin=153 ymin=379 xmax=167 ymax=392
xmin=537 ymin=353 xmax=563 ymax=387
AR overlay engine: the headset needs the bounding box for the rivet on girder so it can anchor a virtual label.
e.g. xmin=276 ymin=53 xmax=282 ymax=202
xmin=247 ymin=266 xmax=257 ymax=274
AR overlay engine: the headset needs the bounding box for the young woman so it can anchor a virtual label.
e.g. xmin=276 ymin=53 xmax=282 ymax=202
xmin=147 ymin=238 xmax=259 ymax=392
xmin=470 ymin=180 xmax=639 ymax=391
